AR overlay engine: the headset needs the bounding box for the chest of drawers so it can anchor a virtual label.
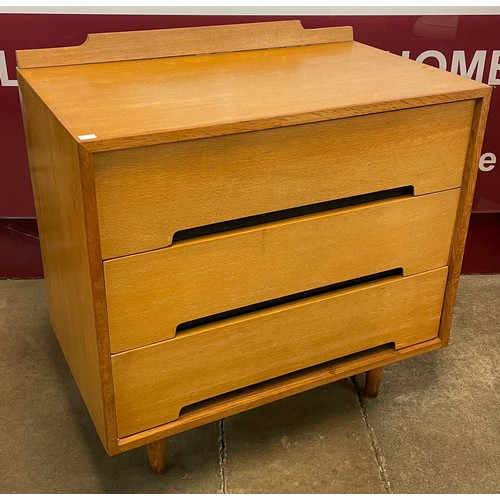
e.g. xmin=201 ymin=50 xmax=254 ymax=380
xmin=17 ymin=21 xmax=490 ymax=473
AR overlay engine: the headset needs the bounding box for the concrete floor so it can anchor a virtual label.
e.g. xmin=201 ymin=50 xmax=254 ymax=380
xmin=0 ymin=276 xmax=499 ymax=493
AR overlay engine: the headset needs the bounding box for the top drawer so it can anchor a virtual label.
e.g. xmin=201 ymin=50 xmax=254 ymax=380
xmin=94 ymin=100 xmax=474 ymax=259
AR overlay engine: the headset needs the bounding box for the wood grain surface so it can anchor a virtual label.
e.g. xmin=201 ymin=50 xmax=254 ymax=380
xmin=16 ymin=21 xmax=353 ymax=69
xmin=439 ymin=93 xmax=492 ymax=345
xmin=104 ymin=189 xmax=459 ymax=353
xmin=76 ymin=147 xmax=119 ymax=455
xmin=365 ymin=366 xmax=384 ymax=398
xmin=116 ymin=337 xmax=443 ymax=452
xmin=17 ymin=74 xmax=110 ymax=447
xmin=112 ymin=267 xmax=447 ymax=437
xmin=17 ymin=37 xmax=488 ymax=151
xmin=146 ymin=439 xmax=167 ymax=474
xmin=95 ymin=100 xmax=474 ymax=259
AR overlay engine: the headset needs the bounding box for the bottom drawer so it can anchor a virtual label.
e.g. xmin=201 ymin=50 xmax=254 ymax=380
xmin=112 ymin=267 xmax=447 ymax=437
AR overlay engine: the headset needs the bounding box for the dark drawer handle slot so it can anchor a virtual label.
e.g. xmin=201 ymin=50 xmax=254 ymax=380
xmin=172 ymin=186 xmax=414 ymax=243
xmin=179 ymin=341 xmax=396 ymax=417
xmin=176 ymin=267 xmax=403 ymax=333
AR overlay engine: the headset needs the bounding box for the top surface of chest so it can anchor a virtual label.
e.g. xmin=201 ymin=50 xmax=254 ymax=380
xmin=18 ymin=22 xmax=486 ymax=151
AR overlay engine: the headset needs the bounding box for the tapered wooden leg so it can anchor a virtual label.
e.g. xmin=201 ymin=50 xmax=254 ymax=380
xmin=147 ymin=439 xmax=167 ymax=474
xmin=365 ymin=366 xmax=384 ymax=398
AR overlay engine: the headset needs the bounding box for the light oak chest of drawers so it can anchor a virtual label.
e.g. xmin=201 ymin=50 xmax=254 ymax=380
xmin=17 ymin=21 xmax=490 ymax=472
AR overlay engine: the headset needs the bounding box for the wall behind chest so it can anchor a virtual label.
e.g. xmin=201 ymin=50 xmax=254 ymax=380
xmin=1 ymin=10 xmax=499 ymax=275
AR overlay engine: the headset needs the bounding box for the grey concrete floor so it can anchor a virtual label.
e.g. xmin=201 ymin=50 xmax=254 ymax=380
xmin=0 ymin=276 xmax=499 ymax=493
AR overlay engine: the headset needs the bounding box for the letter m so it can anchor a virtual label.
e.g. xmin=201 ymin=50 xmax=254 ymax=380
xmin=450 ymin=50 xmax=486 ymax=82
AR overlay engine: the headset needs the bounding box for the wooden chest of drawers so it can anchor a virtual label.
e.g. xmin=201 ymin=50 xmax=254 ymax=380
xmin=17 ymin=21 xmax=490 ymax=472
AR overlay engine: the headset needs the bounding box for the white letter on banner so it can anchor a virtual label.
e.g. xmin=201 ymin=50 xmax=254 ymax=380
xmin=0 ymin=50 xmax=18 ymax=87
xmin=415 ymin=50 xmax=447 ymax=71
xmin=450 ymin=50 xmax=486 ymax=82
xmin=488 ymin=50 xmax=500 ymax=85
xmin=479 ymin=153 xmax=496 ymax=172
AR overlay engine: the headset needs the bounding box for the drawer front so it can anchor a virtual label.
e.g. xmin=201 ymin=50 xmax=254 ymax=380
xmin=104 ymin=189 xmax=459 ymax=353
xmin=112 ymin=267 xmax=448 ymax=437
xmin=94 ymin=100 xmax=473 ymax=259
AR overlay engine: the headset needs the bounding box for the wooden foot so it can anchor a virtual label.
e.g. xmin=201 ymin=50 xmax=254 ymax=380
xmin=147 ymin=439 xmax=167 ymax=474
xmin=364 ymin=366 xmax=384 ymax=398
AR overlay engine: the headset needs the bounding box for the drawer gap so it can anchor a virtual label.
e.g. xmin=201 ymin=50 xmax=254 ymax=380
xmin=172 ymin=185 xmax=414 ymax=243
xmin=176 ymin=267 xmax=403 ymax=333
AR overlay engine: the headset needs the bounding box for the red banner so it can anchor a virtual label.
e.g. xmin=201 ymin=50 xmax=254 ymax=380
xmin=1 ymin=14 xmax=499 ymax=275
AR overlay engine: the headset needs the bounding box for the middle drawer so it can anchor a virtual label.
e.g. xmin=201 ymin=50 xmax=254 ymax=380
xmin=104 ymin=189 xmax=459 ymax=353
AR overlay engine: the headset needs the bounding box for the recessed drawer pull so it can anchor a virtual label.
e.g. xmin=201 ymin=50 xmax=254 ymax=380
xmin=177 ymin=267 xmax=403 ymax=333
xmin=173 ymin=186 xmax=414 ymax=243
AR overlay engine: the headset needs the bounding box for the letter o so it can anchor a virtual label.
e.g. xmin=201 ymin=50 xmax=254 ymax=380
xmin=416 ymin=50 xmax=447 ymax=71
